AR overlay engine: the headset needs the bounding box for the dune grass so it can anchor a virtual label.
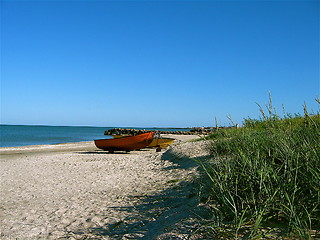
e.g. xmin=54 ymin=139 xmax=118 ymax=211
xmin=197 ymin=98 xmax=320 ymax=239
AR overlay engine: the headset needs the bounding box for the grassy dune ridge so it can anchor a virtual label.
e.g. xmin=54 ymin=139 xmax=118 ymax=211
xmin=196 ymin=98 xmax=320 ymax=239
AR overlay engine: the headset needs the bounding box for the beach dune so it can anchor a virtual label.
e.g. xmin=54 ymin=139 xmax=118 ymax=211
xmin=0 ymin=134 xmax=209 ymax=239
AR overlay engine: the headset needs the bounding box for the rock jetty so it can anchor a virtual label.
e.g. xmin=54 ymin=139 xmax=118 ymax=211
xmin=104 ymin=127 xmax=222 ymax=136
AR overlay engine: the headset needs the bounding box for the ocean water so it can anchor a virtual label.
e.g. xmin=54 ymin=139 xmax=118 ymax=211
xmin=0 ymin=125 xmax=190 ymax=147
xmin=0 ymin=125 xmax=112 ymax=147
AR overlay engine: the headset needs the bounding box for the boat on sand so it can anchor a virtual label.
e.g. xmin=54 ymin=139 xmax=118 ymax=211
xmin=94 ymin=132 xmax=154 ymax=153
xmin=148 ymin=138 xmax=175 ymax=148
xmin=112 ymin=134 xmax=175 ymax=148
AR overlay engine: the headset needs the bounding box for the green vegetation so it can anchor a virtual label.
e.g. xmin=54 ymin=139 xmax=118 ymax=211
xmin=197 ymin=98 xmax=320 ymax=239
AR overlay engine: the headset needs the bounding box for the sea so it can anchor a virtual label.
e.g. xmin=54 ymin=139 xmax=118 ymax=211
xmin=0 ymin=125 xmax=190 ymax=148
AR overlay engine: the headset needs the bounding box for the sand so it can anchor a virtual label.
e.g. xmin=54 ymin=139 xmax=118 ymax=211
xmin=0 ymin=135 xmax=210 ymax=240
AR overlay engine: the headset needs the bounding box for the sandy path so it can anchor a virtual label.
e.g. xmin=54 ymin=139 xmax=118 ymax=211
xmin=0 ymin=135 xmax=210 ymax=239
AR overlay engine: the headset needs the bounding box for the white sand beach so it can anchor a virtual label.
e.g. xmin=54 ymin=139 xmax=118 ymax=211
xmin=0 ymin=135 xmax=210 ymax=240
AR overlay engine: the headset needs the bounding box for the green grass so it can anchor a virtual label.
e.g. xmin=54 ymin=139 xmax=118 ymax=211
xmin=197 ymin=98 xmax=320 ymax=239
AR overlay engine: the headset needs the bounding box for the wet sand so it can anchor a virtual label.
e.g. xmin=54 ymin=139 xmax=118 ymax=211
xmin=0 ymin=135 xmax=210 ymax=239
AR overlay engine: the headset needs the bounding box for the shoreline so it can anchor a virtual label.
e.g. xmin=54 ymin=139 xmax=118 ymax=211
xmin=0 ymin=132 xmax=202 ymax=149
xmin=0 ymin=134 xmax=200 ymax=153
xmin=0 ymin=134 xmax=209 ymax=239
xmin=0 ymin=125 xmax=206 ymax=149
xmin=0 ymin=141 xmax=97 ymax=154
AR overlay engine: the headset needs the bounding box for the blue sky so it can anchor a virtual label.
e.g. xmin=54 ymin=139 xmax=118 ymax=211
xmin=1 ymin=0 xmax=319 ymax=127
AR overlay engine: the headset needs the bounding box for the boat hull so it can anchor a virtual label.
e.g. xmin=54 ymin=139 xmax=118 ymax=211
xmin=112 ymin=134 xmax=175 ymax=148
xmin=112 ymin=134 xmax=130 ymax=139
xmin=94 ymin=132 xmax=154 ymax=153
xmin=148 ymin=138 xmax=175 ymax=148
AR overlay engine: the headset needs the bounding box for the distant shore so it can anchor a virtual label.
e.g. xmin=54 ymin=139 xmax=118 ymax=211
xmin=0 ymin=134 xmax=209 ymax=239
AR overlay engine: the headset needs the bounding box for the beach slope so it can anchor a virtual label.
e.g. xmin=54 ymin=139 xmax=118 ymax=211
xmin=0 ymin=134 xmax=209 ymax=239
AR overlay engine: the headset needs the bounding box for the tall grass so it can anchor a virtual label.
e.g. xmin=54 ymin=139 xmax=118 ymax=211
xmin=198 ymin=98 xmax=320 ymax=239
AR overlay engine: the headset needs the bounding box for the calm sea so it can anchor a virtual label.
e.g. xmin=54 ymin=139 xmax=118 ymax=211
xmin=0 ymin=125 xmax=189 ymax=148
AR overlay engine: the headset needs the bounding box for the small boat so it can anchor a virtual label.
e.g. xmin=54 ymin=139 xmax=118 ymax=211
xmin=111 ymin=134 xmax=174 ymax=148
xmin=112 ymin=134 xmax=175 ymax=148
xmin=148 ymin=137 xmax=175 ymax=148
xmin=94 ymin=132 xmax=154 ymax=153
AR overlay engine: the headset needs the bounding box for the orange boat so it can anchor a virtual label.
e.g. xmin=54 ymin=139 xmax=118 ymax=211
xmin=94 ymin=132 xmax=154 ymax=153
xmin=112 ymin=134 xmax=175 ymax=148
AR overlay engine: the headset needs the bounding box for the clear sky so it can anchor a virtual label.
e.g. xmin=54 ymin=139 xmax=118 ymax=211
xmin=1 ymin=0 xmax=319 ymax=128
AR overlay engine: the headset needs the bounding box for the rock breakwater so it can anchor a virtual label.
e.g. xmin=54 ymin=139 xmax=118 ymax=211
xmin=104 ymin=128 xmax=217 ymax=136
